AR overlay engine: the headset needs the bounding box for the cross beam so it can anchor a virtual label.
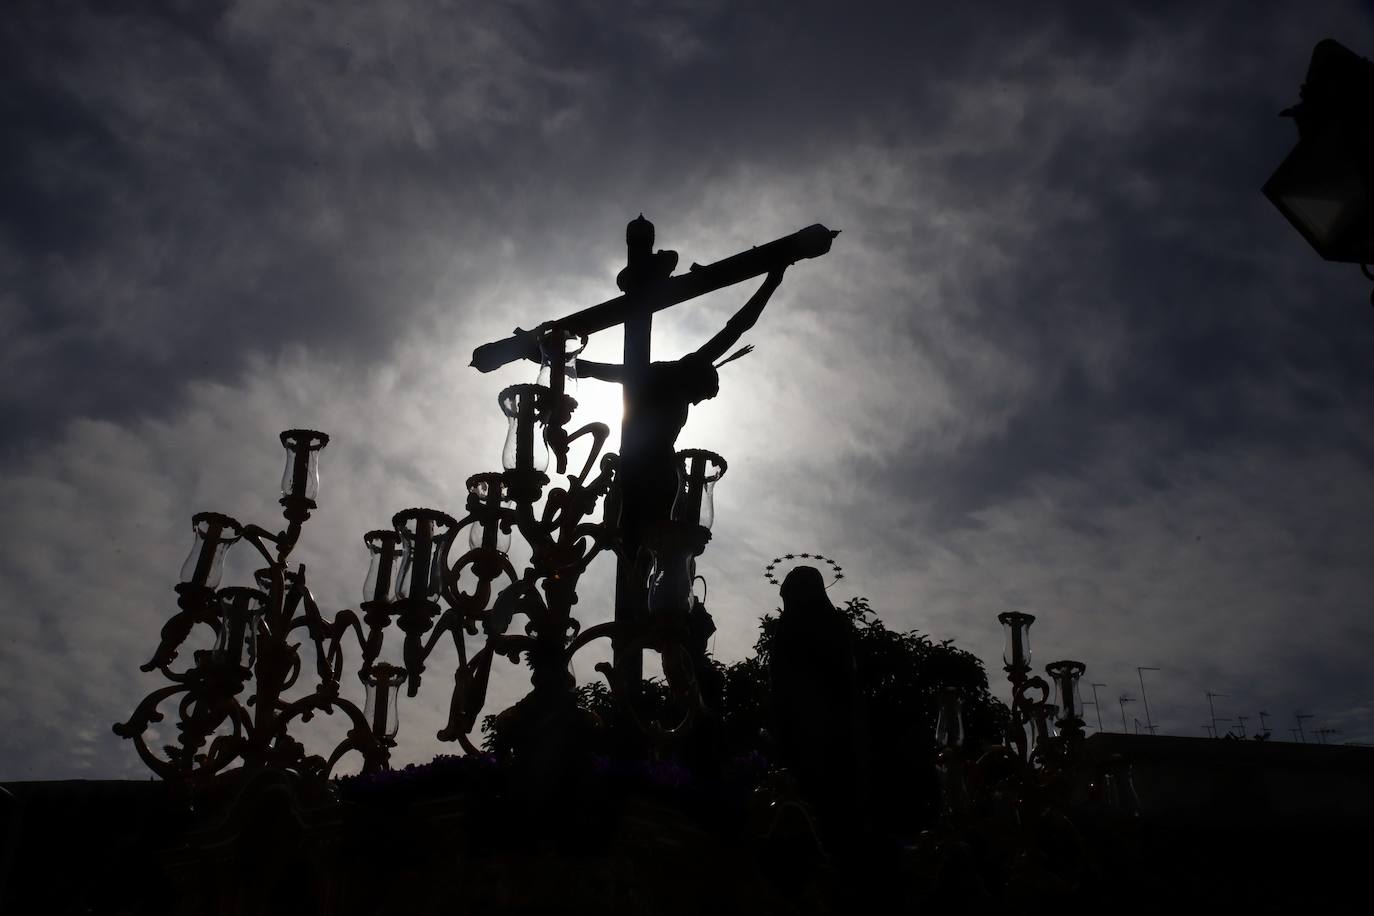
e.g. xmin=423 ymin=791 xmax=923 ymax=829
xmin=469 ymin=223 xmax=839 ymax=371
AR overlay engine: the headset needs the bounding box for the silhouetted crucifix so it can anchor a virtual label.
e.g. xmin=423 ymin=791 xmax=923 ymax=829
xmin=471 ymin=215 xmax=838 ymax=681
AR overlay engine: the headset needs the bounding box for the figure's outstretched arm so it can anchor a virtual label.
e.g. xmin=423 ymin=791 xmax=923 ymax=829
xmin=573 ymin=359 xmax=625 ymax=383
xmin=693 ymin=266 xmax=786 ymax=365
xmin=512 ymin=326 xmax=625 ymax=383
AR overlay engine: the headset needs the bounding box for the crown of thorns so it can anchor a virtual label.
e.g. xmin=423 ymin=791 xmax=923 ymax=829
xmin=763 ymin=552 xmax=845 ymax=590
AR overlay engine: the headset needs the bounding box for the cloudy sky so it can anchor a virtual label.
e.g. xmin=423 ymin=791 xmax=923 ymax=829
xmin=3 ymin=0 xmax=1373 ymax=779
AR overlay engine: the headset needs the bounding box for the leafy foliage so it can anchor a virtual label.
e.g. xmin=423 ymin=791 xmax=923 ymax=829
xmin=481 ymin=597 xmax=1008 ymax=835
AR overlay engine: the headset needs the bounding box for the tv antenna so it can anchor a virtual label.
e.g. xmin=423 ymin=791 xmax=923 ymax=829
xmin=1118 ymin=693 xmax=1135 ymax=733
xmin=1206 ymin=691 xmax=1229 ymax=738
xmin=1137 ymin=666 xmax=1161 ymax=735
xmin=1088 ymin=683 xmax=1108 ymax=732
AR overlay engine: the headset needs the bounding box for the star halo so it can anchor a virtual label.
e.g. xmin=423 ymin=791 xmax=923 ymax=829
xmin=762 ymin=552 xmax=845 ymax=590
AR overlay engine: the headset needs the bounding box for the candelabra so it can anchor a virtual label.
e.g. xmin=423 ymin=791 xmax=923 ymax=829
xmin=113 ymin=430 xmax=392 ymax=783
xmin=921 ymin=612 xmax=1114 ymax=900
xmin=115 ymin=335 xmax=725 ymax=787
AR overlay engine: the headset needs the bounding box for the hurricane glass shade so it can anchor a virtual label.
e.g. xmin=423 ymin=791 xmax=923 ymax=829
xmin=935 ymin=687 xmax=965 ymax=749
xmin=393 ymin=509 xmax=457 ymax=602
xmin=499 ymin=385 xmax=550 ymax=474
xmin=362 ymin=529 xmax=403 ymax=604
xmin=536 ymin=328 xmax=587 ymax=395
xmin=673 ymin=450 xmax=727 ymax=530
xmin=279 ymin=429 xmax=329 ymax=501
xmin=1103 ymin=754 xmax=1141 ymax=815
xmin=179 ymin=512 xmax=243 ymax=590
xmin=649 ymin=553 xmax=696 ymax=616
xmin=465 ymin=473 xmax=512 ymax=553
xmin=1046 ymin=659 xmax=1087 ymax=724
xmin=998 ymin=611 xmax=1035 ymax=670
xmin=363 ymin=662 xmax=406 ymax=740
xmin=214 ymin=587 xmax=268 ymax=668
xmin=1263 ymin=40 xmax=1374 ymax=264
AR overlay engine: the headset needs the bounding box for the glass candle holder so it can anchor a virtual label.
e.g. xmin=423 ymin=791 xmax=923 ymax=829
xmin=997 ymin=611 xmax=1036 ymax=671
xmin=465 ymin=473 xmax=512 ymax=554
xmin=935 ymin=687 xmax=965 ymax=749
xmin=214 ymin=586 xmax=268 ymax=669
xmin=362 ymin=529 xmax=403 ymax=605
xmin=499 ymin=385 xmax=550 ymax=474
xmin=179 ymin=512 xmax=243 ymax=591
xmin=536 ymin=328 xmax=587 ymax=395
xmin=393 ymin=509 xmax=457 ymax=603
xmin=1046 ymin=659 xmax=1086 ymax=725
xmin=363 ymin=662 xmax=406 ymax=741
xmin=279 ymin=429 xmax=329 ymax=501
xmin=673 ymin=449 xmax=727 ymax=530
xmin=648 ymin=551 xmax=696 ymax=616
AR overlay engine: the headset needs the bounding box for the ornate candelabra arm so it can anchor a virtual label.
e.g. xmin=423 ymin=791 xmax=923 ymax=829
xmin=1010 ymin=676 xmax=1049 ymax=763
xmin=591 ymin=615 xmax=700 ymax=744
xmin=437 ymin=643 xmax=496 ymax=743
xmin=540 ymin=485 xmax=571 ymax=528
xmin=511 ymin=491 xmax=555 ymax=552
xmin=240 ymin=524 xmax=284 ymax=569
xmin=482 ymin=573 xmax=544 ymax=639
xmin=569 ymin=521 xmax=613 ymax=570
xmin=283 ymin=574 xmax=348 ymax=688
xmin=273 ymin=692 xmax=390 ymax=775
xmin=323 ymin=728 xmax=388 ymax=776
xmin=419 ymin=607 xmax=465 ymax=664
xmin=139 ymin=587 xmax=219 ymax=672
xmin=563 ymin=422 xmax=610 ymax=485
xmin=566 ymin=620 xmax=618 ymax=659
xmin=113 ymin=683 xmax=193 ymax=777
xmin=442 ymin=549 xmax=519 ymax=634
xmin=323 ymin=608 xmax=367 ymax=674
xmin=202 ymin=704 xmax=254 ymax=774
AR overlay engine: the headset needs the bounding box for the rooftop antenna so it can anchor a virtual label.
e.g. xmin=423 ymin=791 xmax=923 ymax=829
xmin=1206 ymin=691 xmax=1229 ymax=738
xmin=1137 ymin=666 xmax=1161 ymax=735
xmin=1258 ymin=710 xmax=1272 ymax=739
xmin=1296 ymin=712 xmax=1314 ymax=744
xmin=1089 ymin=683 xmax=1108 ymax=732
xmin=1290 ymin=728 xmax=1302 ymax=742
xmin=1316 ymin=727 xmax=1341 ymax=745
xmin=1118 ymin=693 xmax=1136 ymax=733
xmin=1235 ymin=714 xmax=1249 ymax=738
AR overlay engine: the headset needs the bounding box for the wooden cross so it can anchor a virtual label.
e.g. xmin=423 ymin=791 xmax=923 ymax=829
xmin=470 ymin=216 xmax=838 ymax=687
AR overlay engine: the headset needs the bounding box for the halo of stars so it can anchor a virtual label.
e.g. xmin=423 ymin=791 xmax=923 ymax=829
xmin=763 ymin=552 xmax=845 ymax=590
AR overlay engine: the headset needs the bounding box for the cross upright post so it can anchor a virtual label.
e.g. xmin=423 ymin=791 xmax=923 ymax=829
xmin=612 ymin=215 xmax=663 ymax=690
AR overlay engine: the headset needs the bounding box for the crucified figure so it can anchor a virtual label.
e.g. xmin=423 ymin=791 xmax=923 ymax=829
xmin=522 ymin=265 xmax=786 ymax=561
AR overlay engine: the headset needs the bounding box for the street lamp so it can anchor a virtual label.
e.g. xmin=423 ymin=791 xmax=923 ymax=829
xmin=1263 ymin=40 xmax=1374 ymax=302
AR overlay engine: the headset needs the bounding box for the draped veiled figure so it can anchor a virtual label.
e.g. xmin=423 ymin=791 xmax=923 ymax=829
xmin=768 ymin=565 xmax=866 ymax=844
